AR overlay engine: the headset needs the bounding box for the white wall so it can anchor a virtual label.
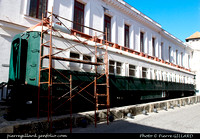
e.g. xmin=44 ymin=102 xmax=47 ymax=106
xmin=53 ymin=0 xmax=74 ymax=30
xmin=0 ymin=23 xmax=27 ymax=83
xmin=0 ymin=0 xmax=194 ymax=83
xmin=187 ymin=40 xmax=200 ymax=95
xmin=0 ymin=35 xmax=12 ymax=83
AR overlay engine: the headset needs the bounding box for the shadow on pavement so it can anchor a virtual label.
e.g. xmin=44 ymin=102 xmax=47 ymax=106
xmin=57 ymin=118 xmax=177 ymax=133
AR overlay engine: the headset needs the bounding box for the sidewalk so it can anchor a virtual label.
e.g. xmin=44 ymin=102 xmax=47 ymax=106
xmin=57 ymin=103 xmax=200 ymax=133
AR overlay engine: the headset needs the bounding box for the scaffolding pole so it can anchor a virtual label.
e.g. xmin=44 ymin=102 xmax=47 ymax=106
xmin=94 ymin=29 xmax=110 ymax=127
xmin=70 ymin=74 xmax=72 ymax=133
xmin=37 ymin=9 xmax=110 ymax=132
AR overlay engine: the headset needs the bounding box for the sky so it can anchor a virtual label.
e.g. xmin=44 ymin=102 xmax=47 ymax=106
xmin=124 ymin=0 xmax=200 ymax=42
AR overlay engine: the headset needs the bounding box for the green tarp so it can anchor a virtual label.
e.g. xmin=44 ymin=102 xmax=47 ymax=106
xmin=110 ymin=75 xmax=194 ymax=91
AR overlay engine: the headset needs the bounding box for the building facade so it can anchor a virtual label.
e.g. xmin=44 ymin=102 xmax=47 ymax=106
xmin=186 ymin=32 xmax=200 ymax=94
xmin=0 ymin=0 xmax=197 ymax=98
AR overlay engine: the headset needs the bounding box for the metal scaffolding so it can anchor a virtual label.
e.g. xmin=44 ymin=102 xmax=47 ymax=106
xmin=37 ymin=8 xmax=110 ymax=132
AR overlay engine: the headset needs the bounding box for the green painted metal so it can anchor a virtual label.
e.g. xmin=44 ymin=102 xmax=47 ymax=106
xmin=25 ymin=32 xmax=41 ymax=87
xmin=9 ymin=34 xmax=22 ymax=83
xmin=8 ymin=31 xmax=41 ymax=87
xmin=141 ymin=92 xmax=163 ymax=100
xmin=40 ymin=70 xmax=194 ymax=92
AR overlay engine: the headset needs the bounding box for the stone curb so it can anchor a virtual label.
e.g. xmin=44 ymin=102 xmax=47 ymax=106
xmin=0 ymin=96 xmax=199 ymax=133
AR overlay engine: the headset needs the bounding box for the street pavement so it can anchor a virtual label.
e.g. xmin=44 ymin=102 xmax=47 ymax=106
xmin=57 ymin=103 xmax=200 ymax=133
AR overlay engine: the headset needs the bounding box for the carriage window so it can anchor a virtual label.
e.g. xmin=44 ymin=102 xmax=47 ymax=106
xmin=116 ymin=62 xmax=122 ymax=75
xmin=83 ymin=55 xmax=91 ymax=61
xmin=142 ymin=67 xmax=147 ymax=78
xmin=70 ymin=52 xmax=80 ymax=59
xmin=166 ymin=73 xmax=168 ymax=81
xmin=109 ymin=60 xmax=122 ymax=75
xmin=97 ymin=58 xmax=103 ymax=63
xmin=150 ymin=69 xmax=153 ymax=79
xmin=161 ymin=71 xmax=164 ymax=81
xmin=109 ymin=60 xmax=115 ymax=74
xmin=169 ymin=73 xmax=172 ymax=82
xmin=129 ymin=65 xmax=136 ymax=77
xmin=154 ymin=70 xmax=157 ymax=80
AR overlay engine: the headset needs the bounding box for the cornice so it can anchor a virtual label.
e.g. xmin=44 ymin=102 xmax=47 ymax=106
xmin=103 ymin=0 xmax=162 ymax=31
xmin=103 ymin=0 xmax=190 ymax=50
xmin=160 ymin=29 xmax=191 ymax=50
xmin=0 ymin=20 xmax=28 ymax=31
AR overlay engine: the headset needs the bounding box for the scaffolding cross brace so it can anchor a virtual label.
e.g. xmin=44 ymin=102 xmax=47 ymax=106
xmin=37 ymin=8 xmax=110 ymax=132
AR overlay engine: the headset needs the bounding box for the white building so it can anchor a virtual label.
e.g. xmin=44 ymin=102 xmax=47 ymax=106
xmin=0 ymin=0 xmax=197 ymax=96
xmin=186 ymin=32 xmax=200 ymax=94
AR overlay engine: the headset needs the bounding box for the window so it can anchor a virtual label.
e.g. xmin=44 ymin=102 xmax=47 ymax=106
xmin=186 ymin=77 xmax=189 ymax=83
xmin=104 ymin=15 xmax=111 ymax=42
xmin=166 ymin=73 xmax=168 ymax=81
xmin=169 ymin=73 xmax=172 ymax=82
xmin=176 ymin=50 xmax=178 ymax=65
xmin=83 ymin=55 xmax=92 ymax=70
xmin=191 ymin=77 xmax=194 ymax=84
xmin=181 ymin=52 xmax=183 ymax=66
xmin=161 ymin=42 xmax=164 ymax=60
xmin=142 ymin=67 xmax=147 ymax=78
xmin=172 ymin=74 xmax=175 ymax=82
xmin=124 ymin=25 xmax=130 ymax=48
xmin=188 ymin=55 xmax=190 ymax=68
xmin=187 ymin=77 xmax=190 ymax=84
xmin=73 ymin=0 xmax=85 ymax=32
xmin=109 ymin=60 xmax=115 ymax=74
xmin=184 ymin=76 xmax=186 ymax=83
xmin=97 ymin=58 xmax=103 ymax=63
xmin=109 ymin=60 xmax=122 ymax=75
xmin=83 ymin=55 xmax=91 ymax=61
xmin=97 ymin=58 xmax=104 ymax=73
xmin=169 ymin=47 xmax=171 ymax=62
xmin=140 ymin=32 xmax=144 ymax=53
xmin=116 ymin=62 xmax=122 ymax=75
xmin=154 ymin=70 xmax=157 ymax=80
xmin=150 ymin=69 xmax=153 ymax=79
xmin=176 ymin=75 xmax=179 ymax=83
xmin=70 ymin=52 xmax=80 ymax=59
xmin=181 ymin=76 xmax=184 ymax=83
xmin=161 ymin=71 xmax=164 ymax=81
xmin=178 ymin=75 xmax=180 ymax=83
xmin=29 ymin=0 xmax=48 ymax=19
xmin=129 ymin=65 xmax=136 ymax=77
xmin=152 ymin=38 xmax=156 ymax=56
xmin=70 ymin=52 xmax=80 ymax=68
